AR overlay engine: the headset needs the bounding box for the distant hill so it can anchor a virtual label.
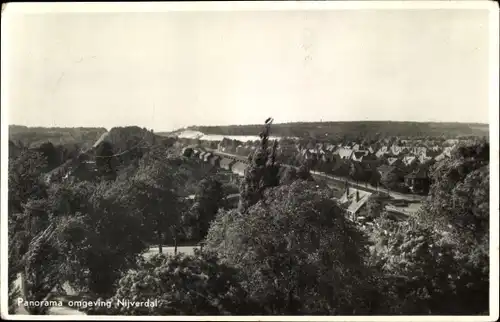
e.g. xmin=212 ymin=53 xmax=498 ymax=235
xmin=85 ymin=126 xmax=179 ymax=163
xmin=9 ymin=125 xmax=107 ymax=149
xmin=156 ymin=130 xmax=179 ymax=137
xmin=185 ymin=121 xmax=489 ymax=141
xmin=37 ymin=126 xmax=179 ymax=184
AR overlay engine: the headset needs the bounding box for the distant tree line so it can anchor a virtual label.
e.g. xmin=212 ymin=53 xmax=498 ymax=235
xmin=189 ymin=121 xmax=488 ymax=141
xmin=9 ymin=125 xmax=107 ymax=150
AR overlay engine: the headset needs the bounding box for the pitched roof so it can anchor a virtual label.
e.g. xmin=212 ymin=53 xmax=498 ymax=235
xmin=402 ymin=155 xmax=417 ymax=166
xmin=418 ymin=155 xmax=432 ymax=164
xmin=390 ymin=145 xmax=403 ymax=155
xmin=232 ymin=162 xmax=248 ymax=175
xmin=376 ymin=146 xmax=389 ymax=158
xmin=351 ymin=151 xmax=363 ymax=161
xmin=387 ymin=157 xmax=401 ymax=166
xmin=434 ymin=147 xmax=454 ymax=161
xmin=326 ymin=144 xmax=337 ymax=152
xmin=335 ymin=148 xmax=353 ymax=159
xmin=411 ymin=147 xmax=427 ymax=156
xmin=339 ymin=188 xmax=372 ymax=215
xmin=434 ymin=153 xmax=447 ymax=161
xmin=352 ymin=150 xmax=370 ymax=162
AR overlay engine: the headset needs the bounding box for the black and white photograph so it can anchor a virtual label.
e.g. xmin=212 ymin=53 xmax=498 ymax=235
xmin=1 ymin=1 xmax=498 ymax=320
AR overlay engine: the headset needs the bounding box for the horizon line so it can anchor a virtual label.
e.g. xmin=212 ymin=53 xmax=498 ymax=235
xmin=8 ymin=119 xmax=491 ymax=133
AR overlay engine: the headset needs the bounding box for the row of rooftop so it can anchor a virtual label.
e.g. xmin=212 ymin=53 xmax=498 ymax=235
xmin=186 ymin=137 xmax=434 ymax=195
xmin=220 ymin=140 xmax=459 ymax=164
xmin=183 ymin=147 xmax=249 ymax=177
xmin=183 ymin=146 xmax=420 ymax=223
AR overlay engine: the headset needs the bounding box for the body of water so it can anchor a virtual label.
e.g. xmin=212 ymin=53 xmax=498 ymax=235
xmin=176 ymin=130 xmax=289 ymax=142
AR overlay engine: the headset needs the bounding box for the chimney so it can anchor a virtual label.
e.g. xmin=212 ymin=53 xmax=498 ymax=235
xmin=356 ymin=190 xmax=360 ymax=202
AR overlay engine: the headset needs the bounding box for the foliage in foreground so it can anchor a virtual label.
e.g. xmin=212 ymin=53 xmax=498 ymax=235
xmin=206 ymin=180 xmax=378 ymax=315
xmin=369 ymin=213 xmax=489 ymax=315
xmin=183 ymin=178 xmax=225 ymax=242
xmin=84 ymin=251 xmax=261 ymax=315
xmin=7 ymin=125 xmax=490 ymax=316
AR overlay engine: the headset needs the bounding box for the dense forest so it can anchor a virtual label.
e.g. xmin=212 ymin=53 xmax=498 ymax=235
xmin=7 ymin=122 xmax=490 ymax=316
xmin=187 ymin=121 xmax=489 ymax=141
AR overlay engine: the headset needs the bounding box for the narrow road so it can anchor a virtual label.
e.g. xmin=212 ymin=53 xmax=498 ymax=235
xmin=204 ymin=148 xmax=426 ymax=202
xmin=310 ymin=170 xmax=425 ymax=201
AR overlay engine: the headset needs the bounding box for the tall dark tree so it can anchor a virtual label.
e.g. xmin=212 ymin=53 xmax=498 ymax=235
xmin=184 ymin=178 xmax=224 ymax=242
xmin=238 ymin=118 xmax=281 ymax=212
xmin=50 ymin=180 xmax=149 ymax=297
xmin=296 ymin=163 xmax=313 ymax=181
xmin=421 ymin=140 xmax=489 ymax=243
xmin=369 ymin=214 xmax=488 ymax=315
xmin=95 ymin=141 xmax=116 ymax=180
xmin=369 ymin=170 xmax=382 ymax=187
xmin=36 ymin=141 xmax=60 ymax=171
xmin=8 ymin=214 xmax=27 ymax=313
xmin=279 ymin=166 xmax=298 ymax=185
xmin=8 ymin=150 xmax=51 ymax=312
xmin=415 ymin=140 xmax=490 ymax=314
xmin=366 ymin=193 xmax=387 ymax=220
xmin=23 ymin=226 xmax=62 ymax=314
xmin=129 ymin=159 xmax=182 ymax=254
xmin=206 ymin=180 xmax=375 ymax=314
xmin=8 ymin=149 xmax=48 ymax=215
xmin=380 ymin=170 xmax=400 ymax=190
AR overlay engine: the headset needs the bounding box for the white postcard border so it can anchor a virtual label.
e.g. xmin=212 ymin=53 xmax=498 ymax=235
xmin=1 ymin=1 xmax=498 ymax=321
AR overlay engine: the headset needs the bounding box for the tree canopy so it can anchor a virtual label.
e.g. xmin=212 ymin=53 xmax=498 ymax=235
xmin=84 ymin=251 xmax=261 ymax=315
xmin=7 ymin=125 xmax=490 ymax=316
xmin=205 ymin=180 xmax=376 ymax=314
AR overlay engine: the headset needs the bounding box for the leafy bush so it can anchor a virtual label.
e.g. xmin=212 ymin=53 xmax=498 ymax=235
xmin=206 ymin=180 xmax=377 ymax=314
xmin=84 ymin=251 xmax=261 ymax=315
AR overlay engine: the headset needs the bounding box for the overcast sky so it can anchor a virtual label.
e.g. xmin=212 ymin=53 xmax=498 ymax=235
xmin=3 ymin=6 xmax=492 ymax=131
